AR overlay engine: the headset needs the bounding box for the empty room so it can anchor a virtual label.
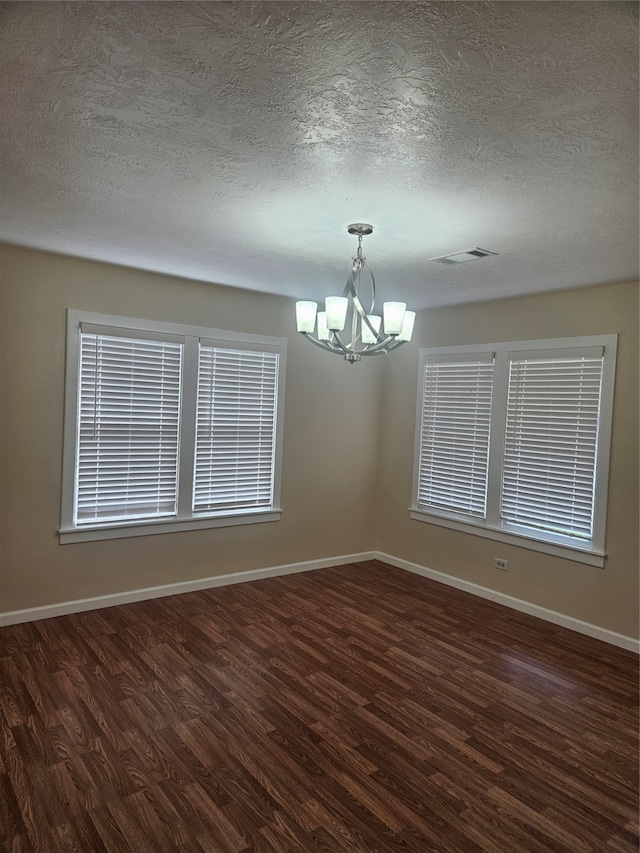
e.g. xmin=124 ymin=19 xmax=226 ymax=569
xmin=1 ymin=2 xmax=638 ymax=852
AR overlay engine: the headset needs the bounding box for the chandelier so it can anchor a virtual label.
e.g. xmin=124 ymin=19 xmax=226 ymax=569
xmin=295 ymin=224 xmax=416 ymax=363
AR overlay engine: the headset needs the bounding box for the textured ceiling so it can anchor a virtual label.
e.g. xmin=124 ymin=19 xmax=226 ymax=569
xmin=1 ymin=1 xmax=638 ymax=309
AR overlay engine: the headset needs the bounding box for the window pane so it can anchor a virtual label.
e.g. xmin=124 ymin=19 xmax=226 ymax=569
xmin=417 ymin=359 xmax=494 ymax=518
xmin=75 ymin=334 xmax=182 ymax=524
xmin=193 ymin=346 xmax=279 ymax=513
xmin=501 ymin=356 xmax=603 ymax=539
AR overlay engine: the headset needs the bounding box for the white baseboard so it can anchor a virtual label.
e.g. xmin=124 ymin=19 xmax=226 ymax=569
xmin=0 ymin=552 xmax=376 ymax=627
xmin=2 ymin=549 xmax=637 ymax=654
xmin=377 ymin=552 xmax=640 ymax=654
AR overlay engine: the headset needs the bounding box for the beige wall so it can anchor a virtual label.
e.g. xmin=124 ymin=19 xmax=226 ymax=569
xmin=1 ymin=245 xmax=638 ymax=642
xmin=0 ymin=245 xmax=381 ymax=612
xmin=376 ymin=281 xmax=639 ymax=640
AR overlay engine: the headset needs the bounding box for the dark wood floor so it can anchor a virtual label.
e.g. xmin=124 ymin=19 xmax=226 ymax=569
xmin=0 ymin=560 xmax=638 ymax=853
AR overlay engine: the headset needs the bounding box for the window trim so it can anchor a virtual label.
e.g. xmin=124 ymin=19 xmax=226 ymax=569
xmin=410 ymin=335 xmax=618 ymax=568
xmin=60 ymin=310 xmax=286 ymax=543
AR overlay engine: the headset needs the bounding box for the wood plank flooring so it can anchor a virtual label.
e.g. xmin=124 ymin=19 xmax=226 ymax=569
xmin=0 ymin=560 xmax=638 ymax=852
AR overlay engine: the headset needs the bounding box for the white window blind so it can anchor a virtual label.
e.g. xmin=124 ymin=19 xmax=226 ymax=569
xmin=61 ymin=311 xmax=286 ymax=543
xmin=193 ymin=345 xmax=279 ymax=514
xmin=75 ymin=332 xmax=183 ymax=524
xmin=417 ymin=355 xmax=494 ymax=518
xmin=501 ymin=351 xmax=604 ymax=540
xmin=412 ymin=336 xmax=616 ymax=565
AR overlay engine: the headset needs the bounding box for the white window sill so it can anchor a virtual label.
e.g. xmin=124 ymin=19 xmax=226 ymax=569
xmin=59 ymin=509 xmax=282 ymax=544
xmin=409 ymin=508 xmax=605 ymax=568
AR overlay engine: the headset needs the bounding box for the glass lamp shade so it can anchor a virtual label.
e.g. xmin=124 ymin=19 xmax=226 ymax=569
xmin=383 ymin=302 xmax=406 ymax=335
xmin=317 ymin=311 xmax=331 ymax=341
xmin=296 ymin=301 xmax=318 ymax=333
xmin=396 ymin=310 xmax=416 ymax=342
xmin=325 ymin=296 xmax=349 ymax=331
xmin=361 ymin=315 xmax=381 ymax=344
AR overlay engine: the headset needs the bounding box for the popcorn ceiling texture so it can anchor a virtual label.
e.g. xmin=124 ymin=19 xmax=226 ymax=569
xmin=1 ymin=1 xmax=637 ymax=307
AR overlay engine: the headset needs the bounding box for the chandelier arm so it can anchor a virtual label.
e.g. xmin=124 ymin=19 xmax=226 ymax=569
xmin=343 ymin=266 xmax=385 ymax=344
xmin=350 ymin=275 xmax=358 ymax=350
xmin=368 ymin=266 xmax=377 ymax=316
xmin=328 ymin=331 xmax=353 ymax=356
xmin=342 ymin=272 xmax=358 ymax=301
xmin=358 ymin=301 xmax=386 ymax=344
xmin=360 ymin=336 xmax=403 ymax=355
xmin=300 ymin=332 xmax=346 ymax=355
xmin=343 ymin=263 xmax=374 ymax=306
xmin=358 ymin=348 xmax=392 ymax=357
xmin=355 ymin=339 xmax=408 ymax=357
xmin=382 ymin=339 xmax=406 ymax=354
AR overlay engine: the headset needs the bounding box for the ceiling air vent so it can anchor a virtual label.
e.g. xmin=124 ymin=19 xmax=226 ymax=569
xmin=430 ymin=248 xmax=497 ymax=265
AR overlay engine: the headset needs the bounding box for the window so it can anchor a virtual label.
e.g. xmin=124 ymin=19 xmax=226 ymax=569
xmin=60 ymin=311 xmax=286 ymax=543
xmin=411 ymin=336 xmax=617 ymax=566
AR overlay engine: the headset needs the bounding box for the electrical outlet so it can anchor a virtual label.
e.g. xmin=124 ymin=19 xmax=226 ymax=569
xmin=494 ymin=558 xmax=509 ymax=571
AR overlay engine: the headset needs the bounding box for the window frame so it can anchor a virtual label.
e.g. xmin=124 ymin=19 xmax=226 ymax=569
xmin=60 ymin=310 xmax=287 ymax=544
xmin=411 ymin=335 xmax=618 ymax=568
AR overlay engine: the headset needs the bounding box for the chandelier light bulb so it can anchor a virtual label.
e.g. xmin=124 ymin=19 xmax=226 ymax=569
xmin=361 ymin=315 xmax=381 ymax=344
xmin=317 ymin=311 xmax=331 ymax=341
xmin=383 ymin=302 xmax=407 ymax=336
xmin=325 ymin=296 xmax=349 ymax=331
xmin=295 ymin=301 xmax=317 ymax=333
xmin=397 ymin=310 xmax=416 ymax=342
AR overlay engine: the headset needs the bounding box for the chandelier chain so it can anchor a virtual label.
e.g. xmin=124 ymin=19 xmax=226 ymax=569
xmin=354 ymin=234 xmax=365 ymax=271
